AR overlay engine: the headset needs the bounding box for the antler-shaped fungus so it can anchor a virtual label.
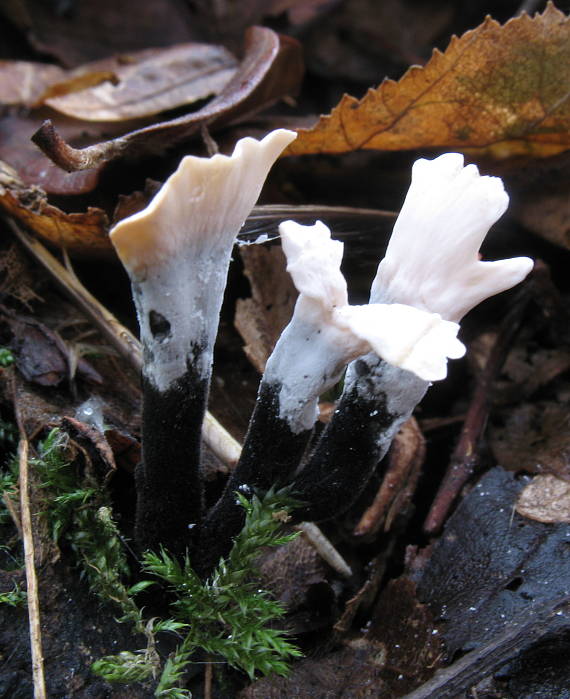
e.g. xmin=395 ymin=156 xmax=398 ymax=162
xmin=290 ymin=153 xmax=533 ymax=522
xmin=110 ymin=129 xmax=296 ymax=555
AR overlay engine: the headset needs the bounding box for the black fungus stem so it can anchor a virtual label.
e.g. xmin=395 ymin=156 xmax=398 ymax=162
xmin=290 ymin=358 xmax=427 ymax=523
xmin=195 ymin=381 xmax=311 ymax=577
xmin=135 ymin=362 xmax=207 ymax=557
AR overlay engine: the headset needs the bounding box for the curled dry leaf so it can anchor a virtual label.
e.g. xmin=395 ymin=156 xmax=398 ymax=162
xmin=0 ymin=44 xmax=238 ymax=195
xmin=32 ymin=26 xmax=304 ymax=172
xmin=0 ymin=162 xmax=110 ymax=257
xmin=517 ymin=474 xmax=570 ymax=523
xmin=43 ymin=44 xmax=238 ymax=121
xmin=0 ymin=114 xmax=105 ymax=196
xmin=286 ymin=3 xmax=570 ymax=160
xmin=0 ymin=60 xmax=66 ymax=107
xmin=61 ymin=416 xmax=117 ymax=479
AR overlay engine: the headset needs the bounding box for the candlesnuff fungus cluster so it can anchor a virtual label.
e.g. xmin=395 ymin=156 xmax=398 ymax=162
xmin=110 ymin=130 xmax=533 ymax=574
xmin=110 ymin=129 xmax=296 ymax=555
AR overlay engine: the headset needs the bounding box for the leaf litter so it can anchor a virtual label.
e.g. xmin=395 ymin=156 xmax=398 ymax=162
xmin=287 ymin=3 xmax=570 ymax=161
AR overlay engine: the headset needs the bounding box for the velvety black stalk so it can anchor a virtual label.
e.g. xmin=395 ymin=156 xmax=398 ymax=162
xmin=194 ymin=381 xmax=311 ymax=578
xmin=135 ymin=361 xmax=207 ymax=557
xmin=290 ymin=356 xmax=428 ymax=523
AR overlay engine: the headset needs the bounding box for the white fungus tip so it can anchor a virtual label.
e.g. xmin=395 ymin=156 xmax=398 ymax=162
xmin=279 ymin=219 xmax=347 ymax=310
xmin=372 ymin=152 xmax=530 ymax=321
xmin=110 ymin=128 xmax=296 ymax=277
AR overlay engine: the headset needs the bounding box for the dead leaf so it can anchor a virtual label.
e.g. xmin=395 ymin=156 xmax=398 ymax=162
xmin=235 ymin=244 xmax=297 ymax=373
xmin=32 ymin=26 xmax=304 ymax=172
xmin=104 ymin=428 xmax=141 ymax=474
xmin=287 ymin=4 xmax=570 ymax=161
xmin=61 ymin=416 xmax=117 ymax=479
xmin=517 ymin=474 xmax=570 ymax=523
xmin=3 ymin=311 xmax=103 ymax=387
xmin=44 ymin=44 xmax=237 ymax=121
xmin=0 ymin=113 xmax=116 ymax=195
xmin=490 ymin=400 xmax=570 ymax=480
xmin=0 ymin=60 xmax=66 ymax=106
xmin=1 ymin=0 xmax=197 ymax=68
xmin=0 ymin=161 xmax=111 ymax=257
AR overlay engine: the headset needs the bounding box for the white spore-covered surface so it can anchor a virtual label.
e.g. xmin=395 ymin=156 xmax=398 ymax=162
xmin=264 ymin=220 xmax=466 ymax=433
xmin=371 ymin=153 xmax=533 ymax=321
xmin=110 ymin=129 xmax=296 ymax=391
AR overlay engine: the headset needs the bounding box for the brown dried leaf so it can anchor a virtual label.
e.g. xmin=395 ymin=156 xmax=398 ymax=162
xmin=3 ymin=0 xmax=196 ymax=68
xmin=32 ymin=26 xmax=304 ymax=172
xmin=235 ymin=244 xmax=297 ymax=373
xmin=490 ymin=400 xmax=570 ymax=481
xmin=3 ymin=310 xmax=103 ymax=387
xmin=8 ymin=316 xmax=69 ymax=387
xmin=0 ymin=113 xmax=118 ymax=195
xmin=44 ymin=44 xmax=237 ymax=121
xmin=0 ymin=162 xmax=111 ymax=257
xmin=0 ymin=60 xmax=66 ymax=106
xmin=517 ymin=474 xmax=570 ymax=523
xmin=62 ymin=416 xmax=117 ymax=477
xmin=287 ymin=4 xmax=570 ymax=160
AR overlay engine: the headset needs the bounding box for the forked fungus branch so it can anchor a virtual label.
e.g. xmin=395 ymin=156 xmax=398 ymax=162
xmin=110 ymin=132 xmax=533 ymax=573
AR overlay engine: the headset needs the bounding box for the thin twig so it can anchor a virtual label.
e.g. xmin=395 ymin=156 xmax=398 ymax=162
xmin=295 ymin=522 xmax=352 ymax=578
xmin=204 ymin=658 xmax=213 ymax=699
xmin=6 ymin=218 xmax=241 ymax=468
xmin=423 ymin=274 xmax=535 ymax=535
xmin=19 ymin=438 xmax=47 ymax=699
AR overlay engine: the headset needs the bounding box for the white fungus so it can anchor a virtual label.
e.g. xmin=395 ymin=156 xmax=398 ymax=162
xmin=263 ymin=219 xmax=465 ymax=432
xmin=110 ymin=129 xmax=296 ymax=391
xmin=371 ymin=152 xmax=533 ymax=321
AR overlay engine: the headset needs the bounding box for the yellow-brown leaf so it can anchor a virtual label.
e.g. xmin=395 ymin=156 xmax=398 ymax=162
xmin=287 ymin=3 xmax=570 ymax=160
